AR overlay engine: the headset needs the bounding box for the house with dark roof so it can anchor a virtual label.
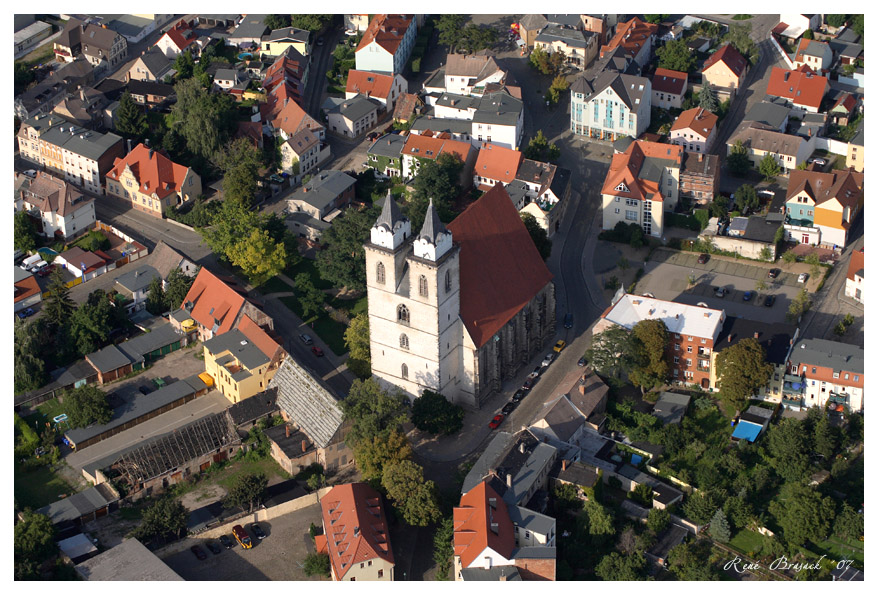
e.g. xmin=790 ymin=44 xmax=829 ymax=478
xmin=651 ymin=392 xmax=691 ymax=425
xmin=36 ymin=484 xmax=119 ymax=535
xmin=367 ymin=133 xmax=407 ymax=179
xmin=260 ymin=26 xmax=311 ymax=58
xmin=844 ymin=248 xmax=864 ymax=304
xmin=54 ymin=246 xmax=109 ymax=282
xmin=15 ymin=59 xmax=96 ymax=120
xmin=365 ymin=186 xmax=556 ymax=408
xmin=570 ymin=69 xmax=652 ymax=140
xmin=679 ymin=151 xmax=720 ymax=205
xmin=535 ymin=26 xmax=597 ymax=70
xmin=54 ymin=18 xmax=128 ymax=74
xmin=286 ymin=170 xmax=356 ymax=240
xmin=783 ymin=167 xmax=863 ymax=247
xmin=127 ymin=46 xmax=174 ymax=82
xmin=316 ymin=483 xmax=395 ymax=580
xmin=227 ymin=388 xmax=279 ymax=429
xmin=794 ymin=38 xmax=833 ymax=73
xmin=18 ymin=171 xmax=95 ymax=240
xmin=75 ymin=539 xmax=183 ymax=581
xmin=785 ymin=337 xmax=863 ymax=412
xmin=726 ymin=120 xmax=815 ymax=174
xmin=355 ymin=14 xmax=416 ymax=75
xmin=327 ymin=94 xmax=381 ymax=138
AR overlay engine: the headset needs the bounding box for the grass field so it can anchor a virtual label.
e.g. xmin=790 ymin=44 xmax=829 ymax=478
xmin=15 ymin=41 xmax=55 ymax=67
xmin=811 ymin=536 xmax=864 ymax=567
xmin=258 ymin=276 xmax=295 ymax=295
xmin=728 ymin=529 xmax=767 ymax=555
xmin=14 ymin=462 xmax=75 ymax=511
xmin=285 ymin=258 xmax=333 ymax=290
xmin=21 ymin=398 xmax=68 ymax=431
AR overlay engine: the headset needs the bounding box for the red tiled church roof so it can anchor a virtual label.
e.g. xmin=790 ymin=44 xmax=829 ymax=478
xmin=447 ymin=184 xmax=553 ymax=348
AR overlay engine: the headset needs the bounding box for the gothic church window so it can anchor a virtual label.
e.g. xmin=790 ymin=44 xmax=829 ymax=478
xmin=397 ymin=304 xmax=410 ymax=324
xmin=376 ymin=262 xmax=385 ymax=284
xmin=401 ymin=364 xmax=408 ymax=379
xmin=419 ymin=275 xmax=428 ymax=297
xmin=445 ymin=270 xmax=452 ymax=293
xmin=400 ymin=334 xmax=409 ymax=350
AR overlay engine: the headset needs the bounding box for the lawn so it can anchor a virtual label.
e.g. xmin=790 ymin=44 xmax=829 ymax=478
xmin=728 ymin=529 xmax=767 ymax=556
xmin=812 ymin=536 xmax=864 ymax=568
xmin=214 ymin=457 xmax=289 ymax=492
xmin=15 ymin=462 xmax=75 ymax=510
xmin=258 ymin=276 xmax=295 ymax=295
xmin=285 ymin=258 xmax=332 ymax=290
xmin=15 ymin=41 xmax=55 ymax=67
xmin=21 ymin=398 xmax=68 ymax=431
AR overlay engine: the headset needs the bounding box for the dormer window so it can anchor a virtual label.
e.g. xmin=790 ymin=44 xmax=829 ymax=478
xmin=615 ymin=182 xmax=629 ymax=192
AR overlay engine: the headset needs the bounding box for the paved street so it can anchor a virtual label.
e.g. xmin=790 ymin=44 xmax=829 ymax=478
xmin=161 ymin=503 xmax=326 ymax=581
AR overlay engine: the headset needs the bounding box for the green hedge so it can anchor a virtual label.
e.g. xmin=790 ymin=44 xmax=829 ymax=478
xmin=411 ymin=57 xmax=421 ymax=73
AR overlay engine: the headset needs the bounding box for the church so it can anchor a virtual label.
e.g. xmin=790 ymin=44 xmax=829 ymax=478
xmin=364 ymin=183 xmax=556 ymax=409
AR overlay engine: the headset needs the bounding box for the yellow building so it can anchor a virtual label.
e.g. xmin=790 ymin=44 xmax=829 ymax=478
xmin=846 ymin=126 xmax=863 ymax=172
xmin=202 ymin=316 xmax=285 ymax=404
xmin=260 ymin=27 xmax=310 ymax=58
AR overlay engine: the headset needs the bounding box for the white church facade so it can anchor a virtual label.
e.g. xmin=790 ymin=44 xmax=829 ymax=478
xmin=364 ymin=184 xmax=556 ymax=409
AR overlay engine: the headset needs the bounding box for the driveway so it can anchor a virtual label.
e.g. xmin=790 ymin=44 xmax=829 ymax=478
xmin=161 ymin=503 xmax=326 ymax=581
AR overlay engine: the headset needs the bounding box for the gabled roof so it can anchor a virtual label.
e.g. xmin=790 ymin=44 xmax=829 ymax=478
xmin=346 ymin=70 xmax=397 ymax=99
xmin=789 ymin=338 xmax=864 ymax=374
xmin=136 ymin=47 xmax=172 ymax=77
xmin=237 ymin=315 xmax=284 ymax=361
xmin=270 ymin=355 xmax=343 ymax=448
xmin=651 ymin=68 xmax=687 ymax=95
xmin=786 ymin=168 xmax=863 ymax=210
xmin=846 ymin=248 xmax=864 ymax=282
xmin=401 ymin=132 xmax=472 ymax=162
xmin=284 ymin=127 xmax=318 ymax=156
xmin=766 ymin=65 xmax=828 ymax=111
xmin=795 ymin=38 xmax=830 ymax=62
xmin=536 ymin=26 xmax=590 ymax=49
xmin=601 ymin=17 xmax=657 ymax=59
xmin=178 ymin=267 xmax=246 ymax=335
xmin=454 ymin=481 xmax=515 ymax=569
xmin=830 ymin=93 xmax=857 ymax=114
xmin=519 ymin=14 xmax=548 ymax=31
xmin=474 ymin=143 xmax=523 ymax=184
xmin=728 ymin=123 xmax=803 ymax=158
xmin=671 ymin=107 xmax=718 ymax=138
xmin=702 ymin=43 xmax=748 ymax=78
xmin=21 ymin=171 xmax=92 ymax=217
xmin=320 ymin=483 xmax=394 ymax=579
xmin=601 ymin=140 xmax=682 ymax=201
xmin=445 ymin=53 xmax=504 ymax=83
xmin=270 ymin=97 xmax=322 ymax=136
xmin=714 ymin=317 xmax=799 ymax=366
xmin=356 ymin=14 xmax=413 ymax=56
xmin=262 ymin=26 xmax=309 ymax=43
xmin=161 ymin=19 xmax=197 ymax=52
xmin=106 ymin=143 xmax=192 ymax=200
xmin=14 ymin=268 xmax=41 ymax=304
xmin=392 ymin=92 xmax=421 ymax=121
xmin=447 ymin=184 xmax=553 ymax=348
xmin=586 ymin=71 xmax=649 ymax=110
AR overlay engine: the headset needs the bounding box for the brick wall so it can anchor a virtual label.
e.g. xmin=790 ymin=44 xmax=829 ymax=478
xmin=514 ymin=557 xmax=556 ymax=581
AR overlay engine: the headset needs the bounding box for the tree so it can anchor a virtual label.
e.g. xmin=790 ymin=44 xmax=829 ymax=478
xmin=769 ymin=482 xmax=835 ymax=546
xmin=220 ymin=137 xmax=263 ymax=209
xmin=411 ymin=390 xmax=465 ymax=435
xmin=14 ymin=211 xmax=38 ymax=252
xmin=834 ymin=503 xmax=863 ymax=542
xmin=170 ymin=77 xmax=237 ymax=165
xmin=787 ymin=289 xmax=812 ymax=322
xmin=617 ymin=526 xmax=639 ymax=555
xmin=115 ymin=91 xmax=148 ymax=140
xmin=14 ymin=319 xmax=49 ymax=393
xmin=66 ymin=385 xmax=112 ymax=428
xmin=724 ymin=492 xmax=755 ymax=530
xmin=145 ymin=276 xmax=168 ymax=315
xmin=644 ymin=14 xmax=670 ymax=24
xmin=433 ymin=516 xmax=455 ymax=580
xmin=315 ymin=205 xmax=378 ymax=292
xmin=709 ymin=508 xmax=731 ymax=542
xmin=344 ymin=312 xmax=371 ymax=361
xmin=436 ymin=14 xmax=466 ymax=48
xmin=708 ymin=194 xmax=730 ymax=219
xmin=173 ymin=50 xmax=195 ymax=80
xmin=306 ymin=473 xmax=325 ymax=491
xmin=409 ymin=152 xmax=462 ymax=229
xmin=585 ymin=500 xmax=615 ymax=536
xmin=734 ymin=184 xmax=759 ymax=212
xmin=766 ymin=417 xmax=812 ymax=482
xmin=595 ymin=552 xmax=646 ymax=580
xmin=224 ymin=472 xmax=269 ymax=513
xmin=134 ymin=496 xmax=188 ymax=543
xmin=14 ymin=62 xmax=36 ymax=96
xmin=586 ymin=326 xmax=638 ymax=379
xmin=382 ymin=460 xmax=442 ymax=527
xmin=520 ymin=213 xmax=552 ymax=260
xmin=289 ymin=14 xmax=332 ymax=33
xmin=825 ymin=15 xmax=849 ymax=28
xmin=802 ymin=29 xmax=814 ymax=40
xmin=69 ymin=289 xmax=126 ymax=356
xmin=14 ymin=511 xmax=56 ymax=580
xmin=727 ymin=140 xmax=751 ymax=176
xmin=529 ymin=45 xmax=553 ymax=75
xmin=353 ymin=429 xmax=412 ymax=481
xmin=755 ymin=278 xmax=768 ymax=292
xmin=523 ymin=129 xmax=560 ymax=162
xmin=294 ymin=273 xmax=326 ymax=319
xmin=813 ymin=414 xmax=838 ymax=459
xmin=264 ymin=14 xmax=292 ymax=30
xmin=668 ymin=539 xmax=721 ymax=580
xmin=227 ymin=228 xmax=288 ymax=287
xmin=43 ymin=267 xmax=75 ymax=329
xmin=781 ymin=250 xmax=797 ymax=264
xmin=758 ymin=153 xmax=781 ymax=180
xmin=647 ymin=507 xmax=670 ymax=534
xmin=165 ymin=267 xmax=195 ymax=310
xmin=683 ymin=491 xmax=716 ymax=525
xmin=629 ymin=319 xmax=669 ymax=393
xmin=341 ymin=378 xmax=410 ymax=447
xmin=303 ymin=552 xmax=331 ymax=577
xmin=199 ymin=200 xmax=261 ymax=260
xmin=547 ymin=74 xmax=570 ymax=104
xmin=715 ymin=337 xmax=773 ymax=412
xmin=657 ymin=39 xmax=696 ymax=72
xmin=724 ymin=23 xmax=759 ymax=64
xmin=697 ymin=84 xmax=718 ymax=111
xmin=460 ymin=24 xmax=497 ymax=53
xmin=804 ymin=252 xmax=821 ymax=278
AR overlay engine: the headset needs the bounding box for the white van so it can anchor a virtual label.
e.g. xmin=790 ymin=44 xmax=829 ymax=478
xmin=28 ymin=260 xmax=48 ymax=273
xmin=20 ymin=254 xmax=41 ymax=269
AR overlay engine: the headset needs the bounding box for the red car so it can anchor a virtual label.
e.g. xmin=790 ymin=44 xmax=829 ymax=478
xmin=311 ymin=346 xmax=324 ymax=357
xmin=488 ymin=414 xmax=504 ymax=429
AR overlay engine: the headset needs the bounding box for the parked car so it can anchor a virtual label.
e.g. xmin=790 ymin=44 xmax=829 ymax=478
xmin=138 ymin=385 xmax=152 ymax=395
xmin=768 ymin=268 xmax=780 ymax=279
xmin=541 ymin=353 xmax=555 ymax=367
xmin=488 ymin=414 xmax=504 ymax=430
xmin=190 ymin=545 xmax=208 ymax=560
xmin=564 ymin=313 xmax=573 ymax=329
xmin=251 ymin=523 xmax=266 ymax=540
xmin=316 ymin=36 xmax=325 ymax=46
xmin=798 ymin=273 xmax=808 ymax=283
xmin=501 ymin=401 xmax=516 ymax=415
xmin=311 ymin=346 xmax=324 ymax=357
xmin=37 ymin=264 xmax=56 ymax=277
xmin=16 ymin=308 xmax=35 ymax=319
xmin=697 ymin=253 xmax=710 ymax=264
xmin=268 ymin=174 xmax=284 ymax=184
xmin=553 ymin=340 xmax=566 ymax=353
xmin=345 ymin=29 xmax=357 ymax=36
xmin=22 ymin=169 xmax=37 ymax=179
xmin=578 ymin=357 xmax=587 ymax=367
xmin=206 ymin=541 xmax=222 ymax=555
xmin=522 ymin=378 xmax=535 ymax=391
xmin=219 ymin=534 xmax=234 ymax=549
xmin=758 ymin=189 xmax=775 ymax=197
xmin=714 ymin=287 xmax=727 ymax=298
xmin=367 ymin=131 xmax=380 ymax=141
xmin=764 ymin=295 xmax=776 ymax=307
xmin=743 ymin=291 xmax=755 ymax=301
xmin=808 ymin=157 xmax=826 ymax=166
xmin=511 ymin=389 xmax=526 ymax=403
xmin=299 ymin=333 xmax=314 ymax=345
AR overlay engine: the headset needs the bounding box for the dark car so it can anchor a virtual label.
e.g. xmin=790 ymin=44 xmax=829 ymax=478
xmin=489 ymin=414 xmax=504 ymax=429
xmin=316 ymin=36 xmax=325 ymax=46
xmin=743 ymin=291 xmax=755 ymax=301
xmin=251 ymin=523 xmax=266 ymax=540
xmin=768 ymin=268 xmax=780 ymax=279
xmin=219 ymin=534 xmax=234 ymax=549
xmin=714 ymin=287 xmax=727 ymax=298
xmin=522 ymin=377 xmax=535 ymax=391
xmin=311 ymin=346 xmax=324 ymax=357
xmin=511 ymin=389 xmax=526 ymax=403
xmin=138 ymin=385 xmax=152 ymax=395
xmin=190 ymin=545 xmax=208 ymax=560
xmin=501 ymin=401 xmax=516 ymax=415
xmin=578 ymin=357 xmax=587 ymax=367
xmin=206 ymin=541 xmax=222 ymax=555
xmin=697 ymin=253 xmax=710 ymax=264
xmin=564 ymin=313 xmax=573 ymax=329
xmin=16 ymin=308 xmax=35 ymax=319
xmin=299 ymin=333 xmax=314 ymax=345
xmin=764 ymin=295 xmax=776 ymax=307
xmin=37 ymin=264 xmax=56 ymax=277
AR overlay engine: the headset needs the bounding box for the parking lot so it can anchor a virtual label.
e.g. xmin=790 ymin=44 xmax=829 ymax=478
xmin=636 ymin=250 xmax=815 ymax=324
xmin=161 ymin=503 xmax=325 ymax=581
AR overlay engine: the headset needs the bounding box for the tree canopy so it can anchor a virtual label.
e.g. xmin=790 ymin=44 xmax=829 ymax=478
xmin=315 ymin=204 xmax=379 ymax=292
xmin=715 ymin=337 xmax=772 ymax=412
xmin=68 ymin=289 xmax=127 ymax=355
xmin=520 ymin=213 xmax=552 ymax=260
xmin=353 ymin=429 xmax=412 ymax=481
xmin=408 ymin=153 xmax=462 ymax=230
xmin=289 ymin=14 xmax=333 ymax=33
xmin=169 ymin=77 xmax=237 ymax=167
xmin=411 ymin=390 xmax=464 ymax=435
xmin=14 ymin=511 xmax=56 ymax=580
xmin=727 ymin=140 xmax=751 ymax=176
xmin=294 ymin=273 xmax=326 ymax=319
xmin=523 ymin=129 xmax=560 ymax=162
xmin=382 ymin=460 xmax=442 ymax=527
xmin=734 ymin=184 xmax=759 ymax=212
xmin=657 ymin=39 xmax=696 ymax=72
xmin=595 ymin=551 xmax=646 ymax=581
xmin=220 ymin=137 xmax=263 ymax=209
xmin=264 ymin=14 xmax=292 ymax=30
xmin=765 ymin=417 xmax=812 ymax=482
xmin=115 ymin=91 xmax=148 ymax=140
xmin=227 ymin=228 xmax=288 ymax=287
xmin=698 ymin=84 xmax=718 ymax=112
xmin=224 ymin=472 xmax=269 ymax=512
xmin=14 ymin=211 xmax=38 ymax=253
xmin=586 ymin=326 xmax=639 ymax=379
xmin=133 ymin=496 xmax=188 ymax=543
xmin=628 ymin=319 xmax=669 ymax=393
xmin=14 ymin=318 xmax=49 ymax=393
xmin=341 ymin=378 xmax=410 ymax=447
xmin=724 ymin=23 xmax=760 ymax=64
xmin=769 ymin=482 xmax=836 ymax=546
xmin=436 ymin=14 xmax=467 ymax=47
xmin=758 ymin=153 xmax=781 ymax=180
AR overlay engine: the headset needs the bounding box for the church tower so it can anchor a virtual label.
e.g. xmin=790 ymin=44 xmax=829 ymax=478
xmin=364 ymin=194 xmax=463 ymax=401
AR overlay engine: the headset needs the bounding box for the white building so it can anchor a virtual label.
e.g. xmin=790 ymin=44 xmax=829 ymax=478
xmin=570 ymin=71 xmax=652 ymax=141
xmin=354 ymin=14 xmax=416 ymax=74
xmin=17 ymin=172 xmax=95 ymax=240
xmin=844 ymin=249 xmax=864 ymax=304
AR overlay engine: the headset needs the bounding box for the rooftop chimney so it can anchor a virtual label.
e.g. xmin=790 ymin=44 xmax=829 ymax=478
xmin=285 ymin=425 xmax=290 ymax=438
xmin=754 ymin=331 xmax=760 ymax=339
xmin=506 ymin=473 xmax=513 ymax=487
xmin=562 ymin=459 xmax=568 ymax=471
xmin=484 ymin=556 xmax=492 ymax=570
xmin=519 ymin=442 xmax=525 ymax=454
xmin=302 ymin=439 xmax=307 ymax=453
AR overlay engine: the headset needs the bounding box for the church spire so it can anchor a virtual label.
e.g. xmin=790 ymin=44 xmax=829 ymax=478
xmin=418 ymin=198 xmax=449 ymax=245
xmin=375 ymin=189 xmax=407 ymax=232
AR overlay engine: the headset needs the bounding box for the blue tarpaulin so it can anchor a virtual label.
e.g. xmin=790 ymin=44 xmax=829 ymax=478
xmin=631 ymin=454 xmax=643 ymax=465
xmin=732 ymin=420 xmax=763 ymax=443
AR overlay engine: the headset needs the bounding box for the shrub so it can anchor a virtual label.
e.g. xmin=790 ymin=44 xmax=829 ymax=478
xmin=693 ymin=209 xmax=709 ymax=230
xmin=411 ymin=390 xmax=464 ymax=435
xmin=303 ymin=552 xmax=331 ymax=577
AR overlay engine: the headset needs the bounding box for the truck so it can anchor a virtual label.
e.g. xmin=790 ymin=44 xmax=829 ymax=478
xmin=20 ymin=254 xmax=41 ymax=269
xmin=232 ymin=524 xmax=252 ymax=549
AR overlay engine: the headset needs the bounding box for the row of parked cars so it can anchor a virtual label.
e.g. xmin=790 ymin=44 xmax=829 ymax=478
xmin=190 ymin=523 xmax=266 ymax=560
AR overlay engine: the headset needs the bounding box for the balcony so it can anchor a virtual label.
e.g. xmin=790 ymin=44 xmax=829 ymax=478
xmin=782 ymin=374 xmax=806 ymax=395
xmin=782 ymin=397 xmax=804 ymax=408
xmin=827 ymin=393 xmax=848 ymax=405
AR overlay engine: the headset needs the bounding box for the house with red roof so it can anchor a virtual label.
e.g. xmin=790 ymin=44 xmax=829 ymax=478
xmin=766 ymin=65 xmax=828 ymax=114
xmin=600 ymin=17 xmax=657 ymax=68
xmin=269 ymin=96 xmax=325 ymax=141
xmin=702 ymin=44 xmax=749 ymax=96
xmin=105 ymin=143 xmax=201 ymax=218
xmin=345 ymin=70 xmax=407 ymax=111
xmin=262 ymin=46 xmax=308 ymax=93
xmin=155 ymin=19 xmax=198 ymax=59
xmin=316 ymin=483 xmax=395 ymax=581
xmin=14 ymin=267 xmax=43 ymax=312
xmin=400 ymin=131 xmax=477 ymax=186
xmin=651 ymin=68 xmax=688 ymax=109
xmin=600 ymin=140 xmax=683 ymax=238
xmin=844 ymin=248 xmax=864 ymax=304
xmin=670 ymin=107 xmax=718 ymax=154
xmin=355 ymin=15 xmax=416 ymax=75
xmin=171 ymin=267 xmax=273 ymax=342
xmin=473 ymin=143 xmax=523 ymax=190
xmin=793 ymin=38 xmax=833 ymax=73
xmin=364 ymin=185 xmax=555 ymax=408
xmin=829 ymin=93 xmax=858 ymax=127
